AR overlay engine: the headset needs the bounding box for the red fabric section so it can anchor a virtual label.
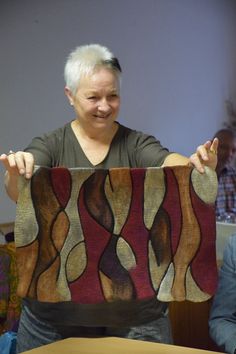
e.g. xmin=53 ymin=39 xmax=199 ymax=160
xmin=50 ymin=167 xmax=72 ymax=208
xmin=69 ymin=185 xmax=111 ymax=304
xmin=122 ymin=169 xmax=155 ymax=299
xmin=190 ymin=184 xmax=218 ymax=295
xmin=162 ymin=168 xmax=182 ymax=254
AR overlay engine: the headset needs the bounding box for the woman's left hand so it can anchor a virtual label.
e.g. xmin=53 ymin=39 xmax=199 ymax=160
xmin=189 ymin=137 xmax=218 ymax=173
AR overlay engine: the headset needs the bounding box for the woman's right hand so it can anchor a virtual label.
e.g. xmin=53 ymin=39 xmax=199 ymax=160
xmin=0 ymin=151 xmax=34 ymax=179
xmin=0 ymin=151 xmax=34 ymax=202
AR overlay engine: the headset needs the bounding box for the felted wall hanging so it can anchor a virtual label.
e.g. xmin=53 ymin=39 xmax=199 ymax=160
xmin=14 ymin=166 xmax=218 ymax=304
xmin=0 ymin=243 xmax=21 ymax=334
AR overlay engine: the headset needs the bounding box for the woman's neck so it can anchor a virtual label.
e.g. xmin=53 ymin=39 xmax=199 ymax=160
xmin=70 ymin=119 xmax=119 ymax=166
xmin=71 ymin=119 xmax=118 ymax=142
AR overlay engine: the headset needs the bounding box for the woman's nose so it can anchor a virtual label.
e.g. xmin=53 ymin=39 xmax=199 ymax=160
xmin=97 ymin=99 xmax=110 ymax=111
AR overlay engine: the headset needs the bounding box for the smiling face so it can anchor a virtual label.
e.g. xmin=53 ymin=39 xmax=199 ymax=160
xmin=65 ymin=67 xmax=120 ymax=132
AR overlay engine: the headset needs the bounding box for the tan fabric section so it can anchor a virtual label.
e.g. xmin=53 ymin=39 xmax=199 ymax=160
xmin=172 ymin=167 xmax=201 ymax=301
xmin=66 ymin=242 xmax=87 ymax=282
xmin=143 ymin=168 xmax=165 ymax=229
xmin=37 ymin=257 xmax=62 ymax=302
xmin=99 ymin=270 xmax=134 ymax=302
xmin=105 ymin=168 xmax=132 ymax=235
xmin=116 ymin=237 xmax=136 ymax=270
xmin=15 ymin=177 xmax=38 ymax=247
xmin=191 ymin=166 xmax=218 ymax=204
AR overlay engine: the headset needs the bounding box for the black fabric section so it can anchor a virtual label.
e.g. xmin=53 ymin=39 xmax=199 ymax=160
xmin=24 ymin=297 xmax=168 ymax=327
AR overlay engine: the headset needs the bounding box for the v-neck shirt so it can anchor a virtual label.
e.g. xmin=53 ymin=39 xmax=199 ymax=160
xmin=25 ymin=121 xmax=171 ymax=169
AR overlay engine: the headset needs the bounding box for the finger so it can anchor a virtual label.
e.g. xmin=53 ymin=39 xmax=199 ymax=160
xmin=0 ymin=155 xmax=9 ymax=170
xmin=14 ymin=152 xmax=34 ymax=179
xmin=209 ymin=138 xmax=219 ymax=154
xmin=0 ymin=153 xmax=8 ymax=163
xmin=24 ymin=153 xmax=34 ymax=179
xmin=13 ymin=152 xmax=26 ymax=175
xmin=0 ymin=153 xmax=18 ymax=173
xmin=203 ymin=140 xmax=212 ymax=149
xmin=189 ymin=153 xmax=205 ymax=173
xmin=196 ymin=144 xmax=209 ymax=161
xmin=7 ymin=152 xmax=18 ymax=168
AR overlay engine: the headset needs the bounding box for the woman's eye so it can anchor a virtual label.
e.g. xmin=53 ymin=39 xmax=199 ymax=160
xmin=87 ymin=96 xmax=96 ymax=100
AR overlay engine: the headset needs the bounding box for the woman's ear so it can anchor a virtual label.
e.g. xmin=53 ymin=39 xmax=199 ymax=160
xmin=64 ymin=86 xmax=74 ymax=106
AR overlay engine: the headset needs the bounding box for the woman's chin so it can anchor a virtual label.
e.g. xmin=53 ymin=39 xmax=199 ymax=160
xmin=92 ymin=117 xmax=115 ymax=127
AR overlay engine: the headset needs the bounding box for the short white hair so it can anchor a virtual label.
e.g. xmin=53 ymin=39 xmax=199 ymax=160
xmin=64 ymin=44 xmax=122 ymax=95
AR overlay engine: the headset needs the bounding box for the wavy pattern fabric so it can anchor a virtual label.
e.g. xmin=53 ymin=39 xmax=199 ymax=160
xmin=15 ymin=166 xmax=218 ymax=304
xmin=0 ymin=243 xmax=21 ymax=334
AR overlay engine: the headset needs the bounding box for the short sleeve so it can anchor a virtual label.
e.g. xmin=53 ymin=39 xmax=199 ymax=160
xmin=24 ymin=136 xmax=53 ymax=167
xmin=124 ymin=128 xmax=172 ymax=167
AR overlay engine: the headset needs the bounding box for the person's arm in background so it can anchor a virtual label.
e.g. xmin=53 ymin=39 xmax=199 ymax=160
xmin=209 ymin=235 xmax=236 ymax=354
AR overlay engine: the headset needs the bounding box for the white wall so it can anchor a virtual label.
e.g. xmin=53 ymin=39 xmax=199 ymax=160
xmin=1 ymin=0 xmax=236 ymax=222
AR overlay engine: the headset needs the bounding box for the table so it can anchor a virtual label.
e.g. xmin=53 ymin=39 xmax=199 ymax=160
xmin=22 ymin=337 xmax=223 ymax=354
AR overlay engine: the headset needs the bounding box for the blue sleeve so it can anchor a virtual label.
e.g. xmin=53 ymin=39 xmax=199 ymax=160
xmin=209 ymin=234 xmax=236 ymax=354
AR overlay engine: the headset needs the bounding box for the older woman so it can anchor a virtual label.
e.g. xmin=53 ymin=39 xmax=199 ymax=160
xmin=0 ymin=44 xmax=218 ymax=353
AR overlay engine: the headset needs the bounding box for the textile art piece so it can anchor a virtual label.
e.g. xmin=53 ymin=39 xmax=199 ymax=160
xmin=15 ymin=166 xmax=218 ymax=304
xmin=0 ymin=243 xmax=21 ymax=334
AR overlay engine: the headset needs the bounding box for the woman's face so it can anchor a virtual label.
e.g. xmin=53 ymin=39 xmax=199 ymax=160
xmin=66 ymin=67 xmax=120 ymax=130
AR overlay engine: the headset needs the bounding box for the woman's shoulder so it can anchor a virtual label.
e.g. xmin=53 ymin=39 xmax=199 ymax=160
xmin=40 ymin=122 xmax=72 ymax=141
xmin=117 ymin=123 xmax=156 ymax=141
xmin=24 ymin=122 xmax=74 ymax=166
xmin=118 ymin=122 xmax=147 ymax=134
xmin=25 ymin=122 xmax=72 ymax=154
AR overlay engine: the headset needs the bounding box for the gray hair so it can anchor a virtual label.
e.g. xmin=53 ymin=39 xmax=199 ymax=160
xmin=64 ymin=44 xmax=122 ymax=95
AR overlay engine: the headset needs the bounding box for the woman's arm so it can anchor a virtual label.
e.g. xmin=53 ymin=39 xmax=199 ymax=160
xmin=162 ymin=138 xmax=218 ymax=172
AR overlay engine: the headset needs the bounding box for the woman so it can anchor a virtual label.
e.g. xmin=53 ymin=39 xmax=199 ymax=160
xmin=0 ymin=44 xmax=218 ymax=353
